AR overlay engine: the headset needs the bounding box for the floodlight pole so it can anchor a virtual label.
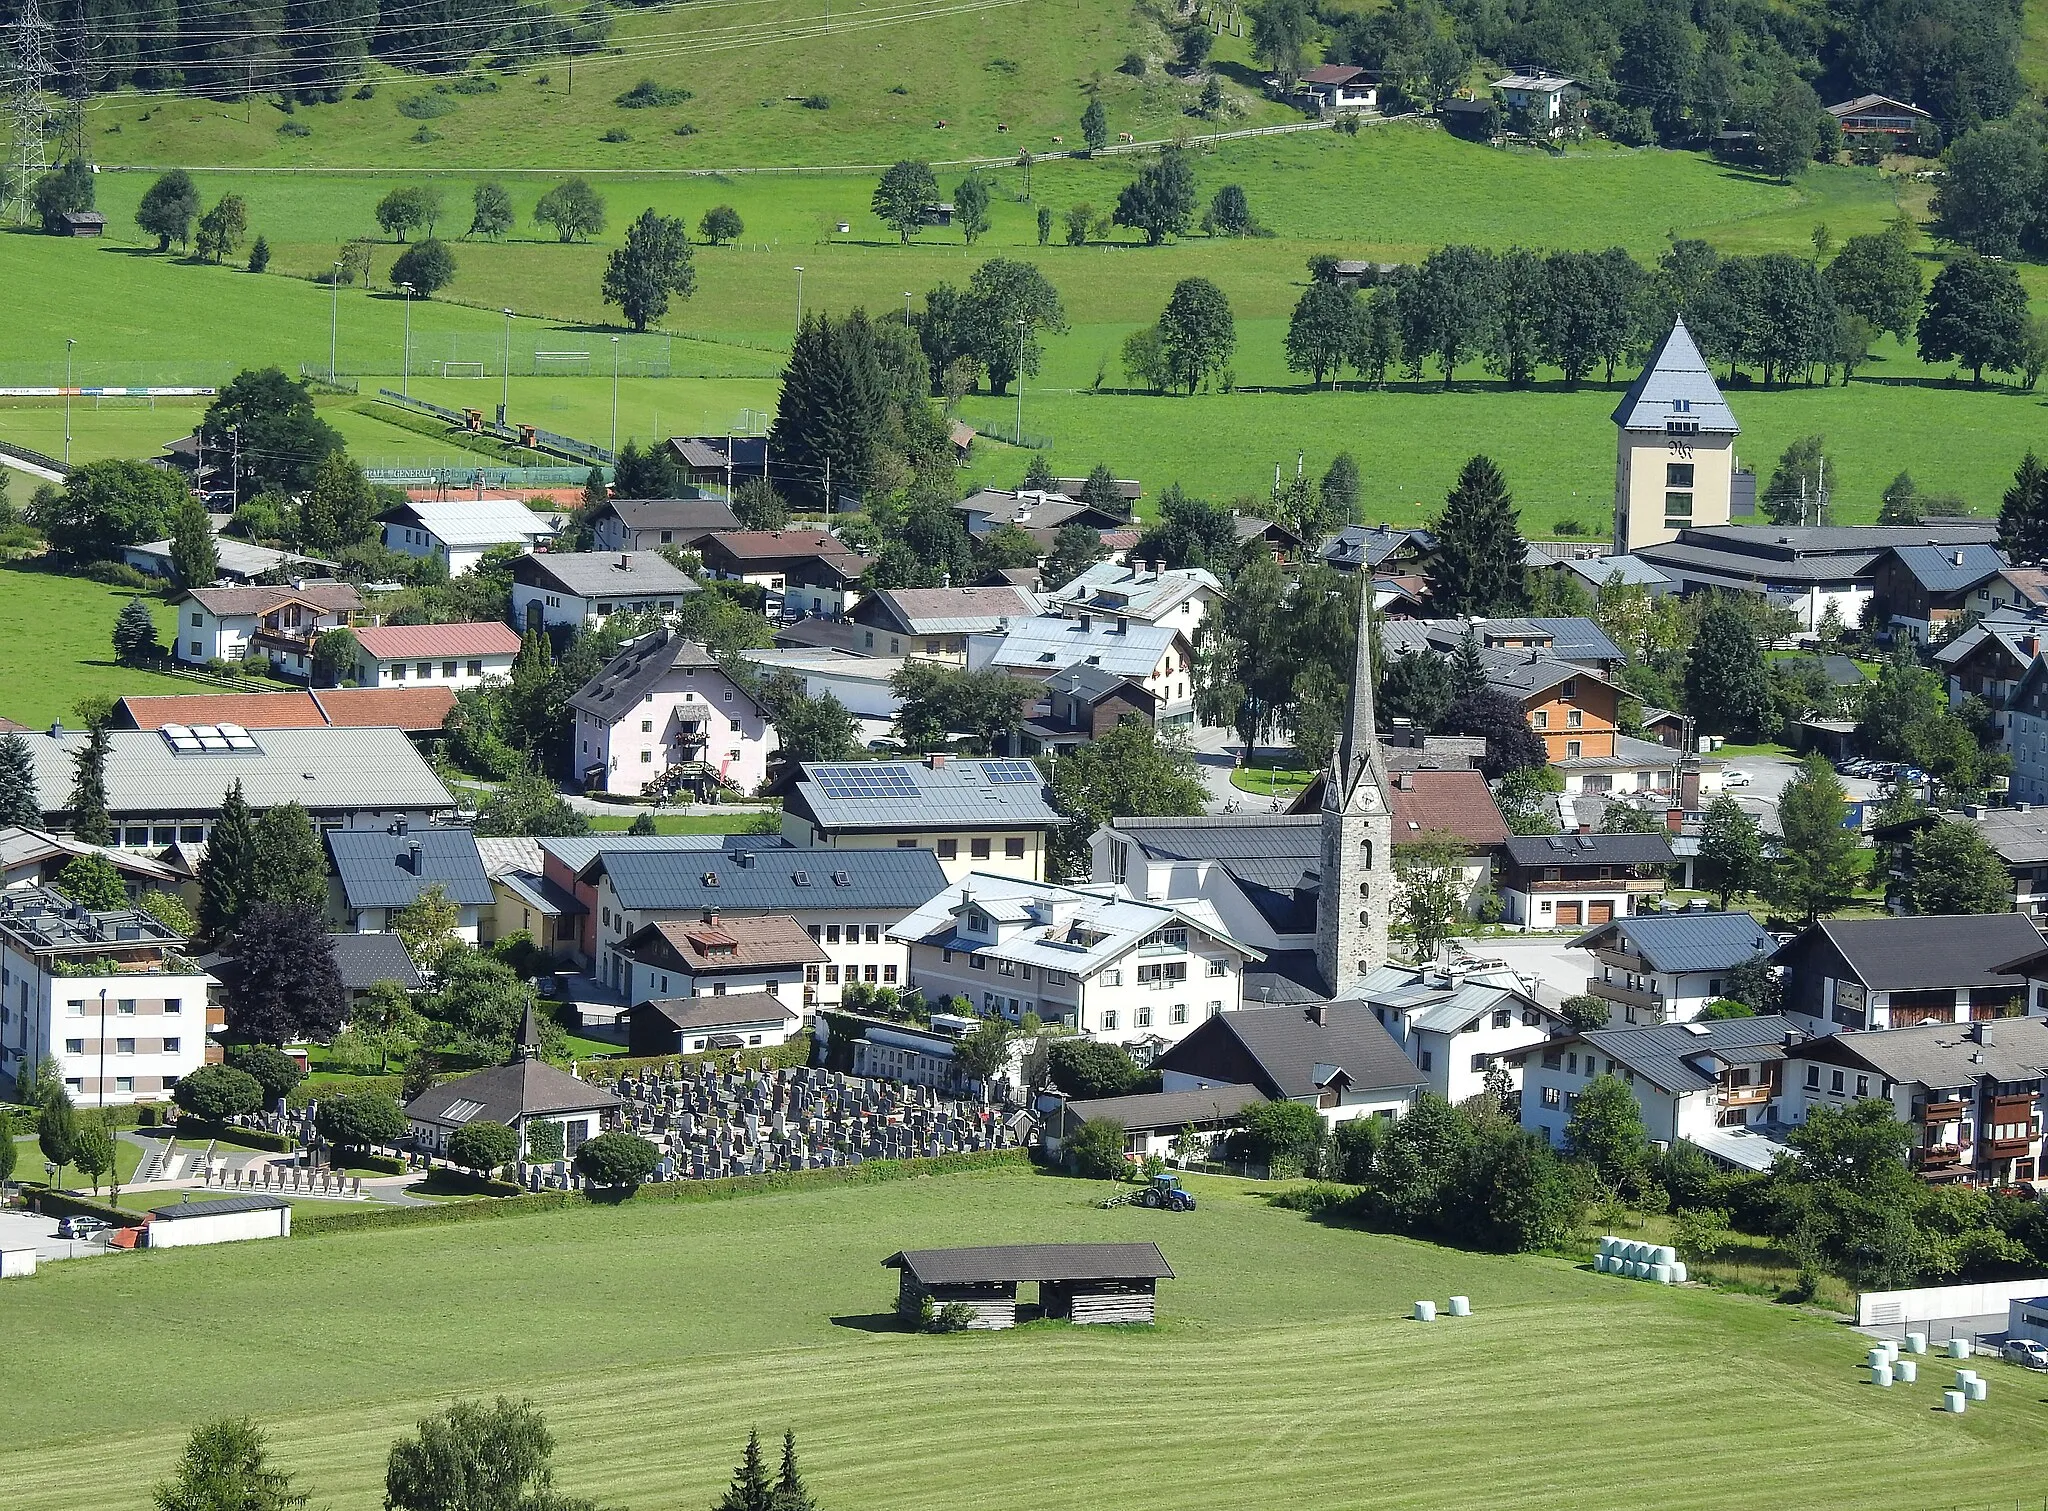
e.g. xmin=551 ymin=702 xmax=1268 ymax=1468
xmin=63 ymin=337 xmax=74 ymax=465
xmin=794 ymin=266 xmax=805 ymax=330
xmin=610 ymin=335 xmax=620 ymax=454
xmin=329 ymin=262 xmax=342 ymax=379
xmin=400 ymin=282 xmax=414 ymax=397
xmin=500 ymin=308 xmax=514 ymax=423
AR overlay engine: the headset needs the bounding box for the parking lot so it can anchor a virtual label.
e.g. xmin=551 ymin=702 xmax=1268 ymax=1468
xmin=1720 ymin=752 xmax=1888 ymax=832
xmin=0 ymin=1209 xmax=116 ymax=1264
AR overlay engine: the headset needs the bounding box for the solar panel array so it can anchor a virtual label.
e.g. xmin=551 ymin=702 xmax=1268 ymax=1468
xmin=978 ymin=760 xmax=1038 ymax=785
xmin=159 ymin=723 xmax=260 ymax=754
xmin=813 ymin=766 xmax=920 ymax=800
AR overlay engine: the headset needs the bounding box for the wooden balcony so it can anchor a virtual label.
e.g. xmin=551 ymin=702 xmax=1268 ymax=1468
xmin=1986 ymin=1136 xmax=2034 ymax=1159
xmin=1525 ymin=876 xmax=1665 ymax=893
xmin=1717 ymin=1083 xmax=1772 ymax=1108
xmin=1588 ymin=977 xmax=1663 ymax=1013
xmin=1917 ymin=1145 xmax=1963 ymax=1169
xmin=1923 ymin=1100 xmax=1968 ymax=1122
xmin=1991 ymin=1094 xmax=2036 ymax=1121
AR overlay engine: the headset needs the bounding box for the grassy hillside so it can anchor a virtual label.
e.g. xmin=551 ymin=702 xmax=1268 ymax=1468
xmin=83 ymin=0 xmax=1292 ymax=171
xmin=3 ymin=1165 xmax=2046 ymax=1511
xmin=0 ymin=563 xmax=225 ymax=724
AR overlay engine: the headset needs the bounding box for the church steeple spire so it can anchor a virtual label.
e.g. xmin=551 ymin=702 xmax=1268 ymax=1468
xmin=1315 ymin=585 xmax=1394 ymax=999
xmin=1335 ymin=593 xmax=1381 ymax=803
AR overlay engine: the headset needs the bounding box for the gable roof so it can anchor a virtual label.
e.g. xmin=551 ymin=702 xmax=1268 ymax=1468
xmin=1503 ymin=832 xmax=1677 ymax=867
xmin=1389 ymin=770 xmax=1509 ymax=849
xmin=405 ymin=1058 xmax=622 ymax=1127
xmin=1611 ymin=319 xmax=1738 ymax=436
xmin=1806 ymin=1015 xmax=2048 ymax=1090
xmin=1775 ymin=913 xmax=2042 ymax=991
xmin=566 ymin=625 xmax=732 ymax=722
xmin=1155 ymin=1002 xmax=1425 ymax=1101
xmin=972 ymin=617 xmax=1182 ymax=680
xmin=1321 ymin=525 xmax=1434 ymax=571
xmin=620 ymin=913 xmax=828 ymax=972
xmin=698 ymin=529 xmax=869 ymax=579
xmin=1061 ymin=1083 xmax=1265 ymax=1132
xmin=515 ymin=551 xmax=701 ymax=599
xmin=1827 ymin=94 xmax=1929 ymax=120
xmin=113 ymin=687 xmax=458 ymax=735
xmin=1882 ymin=542 xmax=2007 ymax=595
xmin=326 ymin=825 xmax=495 ymax=909
xmin=183 ymin=582 xmax=363 ymax=618
xmin=327 ymin=931 xmax=425 ymax=993
xmin=587 ymin=843 xmax=945 ymax=912
xmin=1562 ymin=554 xmax=1671 ymax=590
xmin=353 ymin=622 xmax=524 ymax=661
xmin=383 ymin=497 xmax=560 ymax=548
xmin=1113 ymin=814 xmax=1322 ymax=863
xmin=889 ymin=872 xmax=1254 ymax=972
xmin=788 ymin=759 xmax=1061 ymax=834
xmin=1352 ymin=963 xmax=1551 ymax=1035
xmin=859 ymin=585 xmax=1037 ymax=636
xmin=1043 ymin=562 xmax=1219 ymax=622
xmin=1573 ymin=911 xmax=1771 ymax=974
xmin=884 ymin=1243 xmax=1173 ymax=1285
xmin=1535 ymin=1013 xmax=1803 ymax=1095
xmin=597 ymin=497 xmax=739 ymax=533
xmin=628 ymin=991 xmax=799 ymax=1034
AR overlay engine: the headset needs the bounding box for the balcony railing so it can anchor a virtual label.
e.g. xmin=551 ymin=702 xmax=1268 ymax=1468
xmin=1587 ymin=977 xmax=1664 ymax=1013
xmin=1917 ymin=1145 xmax=1962 ymax=1168
xmin=1986 ymin=1136 xmax=2034 ymax=1159
xmin=1716 ymin=1084 xmax=1772 ymax=1108
xmin=1923 ymin=1100 xmax=1968 ymax=1122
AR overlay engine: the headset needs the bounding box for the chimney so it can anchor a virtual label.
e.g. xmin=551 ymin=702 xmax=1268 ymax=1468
xmin=621 ymin=553 xmax=631 ymax=569
xmin=701 ymin=909 xmax=716 ymax=924
xmin=406 ymin=840 xmax=422 ymax=873
xmin=1306 ymin=1004 xmax=1326 ymax=1026
xmin=1576 ymin=823 xmax=1592 ymax=835
xmin=48 ymin=720 xmax=61 ymax=737
xmin=1078 ymin=613 xmax=1091 ymax=633
xmin=736 ymin=849 xmax=756 ymax=868
xmin=1664 ymin=807 xmax=1683 ymax=834
xmin=1115 ymin=616 xmax=1129 ymax=635
xmin=2026 ymin=637 xmax=2041 ymax=658
xmin=1969 ymin=1019 xmax=1987 ymax=1044
xmin=927 ymin=753 xmax=947 ymax=769
xmin=394 ymin=816 xmax=409 ymax=836
xmin=1953 ymin=551 xmax=1966 ymax=566
xmin=1782 ymin=1031 xmax=1797 ymax=1049
xmin=1395 ymin=770 xmax=1414 ymax=790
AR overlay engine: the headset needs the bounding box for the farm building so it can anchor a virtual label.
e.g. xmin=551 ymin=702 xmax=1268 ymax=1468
xmin=883 ymin=1243 xmax=1175 ymax=1329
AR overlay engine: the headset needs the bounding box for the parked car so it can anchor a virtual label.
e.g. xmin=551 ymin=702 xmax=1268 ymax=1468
xmin=2004 ymin=1338 xmax=2048 ymax=1370
xmin=1722 ymin=770 xmax=1751 ymax=788
xmin=56 ymin=1215 xmax=110 ymax=1240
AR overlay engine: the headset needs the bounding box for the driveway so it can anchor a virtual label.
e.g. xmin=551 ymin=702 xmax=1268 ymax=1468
xmin=0 ymin=1209 xmax=115 ymax=1263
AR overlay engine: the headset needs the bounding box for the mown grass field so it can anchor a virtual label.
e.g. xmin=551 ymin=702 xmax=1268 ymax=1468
xmin=0 ymin=563 xmax=222 ymax=725
xmin=2 ymin=1164 xmax=2045 ymax=1511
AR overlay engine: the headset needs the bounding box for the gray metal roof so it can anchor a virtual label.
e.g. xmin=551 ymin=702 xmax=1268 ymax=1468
xmin=1572 ymin=911 xmax=1771 ymax=974
xmin=1810 ymin=1015 xmax=2048 ymax=1091
xmin=405 ymin=1058 xmax=622 ymax=1127
xmin=383 ymin=497 xmax=561 ymax=549
xmin=600 ymin=497 xmax=740 ymax=532
xmin=789 ymin=759 xmax=1061 ymax=834
xmin=567 ymin=626 xmax=737 ymax=721
xmin=884 ymin=1243 xmax=1174 ymax=1284
xmin=327 ymin=932 xmax=424 ymax=992
xmin=1353 ymin=963 xmax=1549 ymax=1034
xmin=1320 ymin=524 xmax=1434 ymax=570
xmin=536 ymin=833 xmax=790 ymax=872
xmin=1523 ymin=618 xmax=1626 ymax=663
xmin=515 ymin=551 xmax=701 ymax=599
xmin=972 ymin=617 xmax=1182 ymax=680
xmin=20 ymin=727 xmax=452 ymax=818
xmin=1157 ymin=1002 xmax=1426 ymax=1101
xmin=1063 ymin=1083 xmax=1265 ymax=1131
xmin=1563 ymin=555 xmax=1671 ymax=590
xmin=1611 ymin=318 xmax=1739 ymax=435
xmin=1883 ymin=543 xmax=2007 ymax=595
xmin=1934 ymin=615 xmax=2048 ymax=671
xmin=589 ymin=843 xmax=946 ymax=911
xmin=149 ymin=1195 xmax=290 ymax=1219
xmin=628 ymin=992 xmax=798 ymax=1033
xmin=860 ymin=586 xmax=1038 ymax=636
xmin=1113 ymin=814 xmax=1321 ymax=863
xmin=327 ymin=826 xmax=495 ymax=909
xmin=1503 ymin=833 xmax=1677 ymax=866
xmin=1044 ymin=562 xmax=1219 ymax=621
xmin=1776 ymin=913 xmax=2042 ymax=992
xmin=1973 ymin=809 xmax=2048 ymax=867
xmin=1558 ymin=1013 xmax=1801 ymax=1095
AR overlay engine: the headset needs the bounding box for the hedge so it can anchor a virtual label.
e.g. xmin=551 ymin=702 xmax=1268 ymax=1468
xmin=25 ymin=1185 xmax=144 ymax=1227
xmin=176 ymin=1118 xmax=296 ymax=1153
xmin=289 ymin=1148 xmax=1028 ymax=1235
xmin=2 ymin=1100 xmax=170 ymax=1129
xmin=354 ymin=1153 xmax=407 ymax=1175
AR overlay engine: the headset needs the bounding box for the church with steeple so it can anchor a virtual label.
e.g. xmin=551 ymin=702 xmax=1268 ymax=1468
xmin=1313 ymin=596 xmax=1396 ymax=1000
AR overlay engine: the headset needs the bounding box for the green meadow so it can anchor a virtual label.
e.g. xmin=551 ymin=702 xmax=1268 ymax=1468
xmin=0 ymin=563 xmax=221 ymax=724
xmin=4 ymin=1164 xmax=2047 ymax=1511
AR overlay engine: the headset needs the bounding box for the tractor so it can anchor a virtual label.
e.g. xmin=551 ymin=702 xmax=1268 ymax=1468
xmin=1136 ymin=1173 xmax=1196 ymax=1212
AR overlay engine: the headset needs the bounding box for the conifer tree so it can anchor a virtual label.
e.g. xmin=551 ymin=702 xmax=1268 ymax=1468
xmin=252 ymin=803 xmax=328 ymax=909
xmin=199 ymin=780 xmax=258 ymax=939
xmin=1998 ymin=452 xmax=2048 ymax=566
xmin=1429 ymin=455 xmax=1528 ymax=616
xmin=717 ymin=1429 xmax=775 ymax=1511
xmin=772 ymin=1429 xmax=815 ymax=1511
xmin=67 ymin=725 xmax=112 ymax=845
xmin=0 ymin=732 xmax=39 ymax=827
xmin=1449 ymin=624 xmax=1488 ymax=698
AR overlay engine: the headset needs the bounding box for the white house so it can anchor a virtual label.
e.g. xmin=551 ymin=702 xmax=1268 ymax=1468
xmin=1494 ymin=70 xmax=1581 ymax=130
xmin=352 ymin=622 xmax=523 ymax=691
xmin=968 ymin=617 xmax=1199 ymax=726
xmin=782 ymin=757 xmax=1065 ymax=883
xmin=0 ymin=886 xmax=216 ymax=1108
xmin=1771 ymin=913 xmax=2046 ymax=1033
xmin=510 ymin=550 xmax=700 ymax=632
xmin=613 ymin=912 xmax=827 ymax=1009
xmin=1572 ymin=911 xmax=1776 ymax=1027
xmin=1352 ymin=962 xmax=1564 ymax=1105
xmin=1039 ymin=560 xmax=1222 ymax=640
xmin=172 ymin=582 xmax=364 ymax=671
xmin=1506 ymin=1013 xmax=1807 ymax=1172
xmin=696 ymin=530 xmax=870 ymax=620
xmin=1092 ymin=815 xmax=1322 ymax=956
xmin=379 ymin=497 xmax=562 ymax=576
xmin=737 ymin=647 xmax=906 ymax=744
xmin=1152 ymin=1001 xmax=1427 ymax=1127
xmin=1043 ymin=1083 xmax=1265 ymax=1163
xmin=623 ymin=991 xmax=801 ymax=1056
xmin=566 ymin=626 xmax=775 ymax=799
xmin=889 ymin=873 xmax=1260 ymax=1059
xmin=325 ymin=824 xmax=494 ymax=942
xmin=1296 ymin=63 xmax=1378 ymax=114
xmin=586 ymin=497 xmax=739 ymax=553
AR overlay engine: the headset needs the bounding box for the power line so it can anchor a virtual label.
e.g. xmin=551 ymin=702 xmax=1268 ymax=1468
xmin=6 ymin=0 xmax=52 ymax=226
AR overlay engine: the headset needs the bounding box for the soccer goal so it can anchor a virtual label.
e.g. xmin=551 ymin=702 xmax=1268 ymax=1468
xmin=534 ymin=350 xmax=591 ymax=373
xmin=92 ymin=393 xmax=155 ymax=409
xmin=437 ymin=361 xmax=488 ymax=379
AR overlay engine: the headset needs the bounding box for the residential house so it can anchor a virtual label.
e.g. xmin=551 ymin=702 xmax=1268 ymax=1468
xmin=125 ymin=534 xmax=335 ymax=587
xmin=1781 ymin=1017 xmax=2048 ymax=1184
xmin=782 ymin=757 xmax=1063 ymax=882
xmin=625 ymin=992 xmax=802 ymax=1057
xmin=1573 ymin=910 xmax=1775 ymax=1026
xmin=1380 ymin=616 xmax=1626 ymax=674
xmin=1497 ymin=832 xmax=1677 ymax=928
xmin=968 ymin=617 xmax=1197 ymax=725
xmin=1556 ymin=554 xmax=1674 ymax=599
xmin=352 ymin=622 xmax=523 ymax=691
xmin=1042 ymin=1083 xmax=1265 ymax=1162
xmin=1493 ymin=70 xmax=1581 ymax=132
xmin=586 ymin=497 xmax=739 ymax=553
xmin=403 ymin=1012 xmax=621 ymax=1160
xmin=1936 ymin=614 xmax=2044 ymax=765
xmin=1871 ymin=805 xmax=2048 ymax=918
xmin=0 ymin=886 xmax=216 ymax=1108
xmin=953 ymin=489 xmax=1128 ymax=544
xmin=510 ymin=551 xmax=699 ymax=632
xmin=1611 ymin=318 xmax=1749 ymax=555
xmin=1093 ymin=814 xmax=1323 ymax=959
xmin=811 ymin=1012 xmax=986 ymax=1096
xmin=1040 ymin=561 xmax=1221 ymax=639
xmin=1234 ymin=514 xmax=1304 ymax=565
xmin=112 ymin=688 xmax=458 ymax=740
xmin=664 ymin=436 xmax=802 ymax=498
xmin=567 ymin=626 xmax=775 ymax=798
xmin=1018 ymin=663 xmax=1159 ymax=757
xmin=2000 ymin=647 xmax=2048 ymax=808
xmin=1826 ymin=94 xmax=1931 ymax=140
xmin=1386 ymin=768 xmax=1509 ymax=914
xmin=697 ymin=530 xmax=870 ymax=619
xmin=1772 ymin=913 xmax=2044 ymax=1032
xmin=850 ymin=586 xmax=1039 ymax=665
xmin=1508 ymin=1013 xmax=1807 ymax=1170
xmin=378 ymin=497 xmax=561 ymax=576
xmin=1635 ymin=521 xmax=1999 ymax=634
xmin=326 ymin=824 xmax=493 ymax=941
xmin=1295 ymin=62 xmax=1378 ymax=114
xmin=18 ymin=724 xmax=453 ymax=847
xmin=1352 ymin=961 xmax=1563 ymax=1104
xmin=1867 ymin=543 xmax=2012 ymax=643
xmin=328 ymin=933 xmax=424 ymax=1009
xmin=171 ymin=582 xmax=364 ymax=672
xmin=1153 ymin=1001 xmax=1426 ymax=1125
xmin=572 ymin=842 xmax=943 ymax=1012
xmin=615 ymin=912 xmax=826 ymax=1008
xmin=0 ymin=825 xmax=189 ymax=899
xmin=1320 ymin=525 xmax=1436 ymax=577
xmin=737 ymin=646 xmax=906 ymax=743
xmin=889 ymin=873 xmax=1260 ymax=1057
xmin=1050 ymin=477 xmax=1140 ymax=507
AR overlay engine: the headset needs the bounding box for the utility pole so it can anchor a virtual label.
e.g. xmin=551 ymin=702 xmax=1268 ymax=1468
xmin=500 ymin=308 xmax=513 ymax=426
xmin=1014 ymin=318 xmax=1026 ymax=445
xmin=228 ymin=425 xmax=240 ymax=511
xmin=793 ymin=266 xmax=805 ymax=330
xmin=6 ymin=0 xmax=52 ymax=227
xmin=609 ymin=334 xmax=620 ymax=454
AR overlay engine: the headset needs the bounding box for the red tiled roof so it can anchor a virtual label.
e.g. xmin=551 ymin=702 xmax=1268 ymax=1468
xmin=115 ymin=688 xmax=459 ymax=733
xmin=310 ymin=687 xmax=459 ymax=731
xmin=1389 ymin=769 xmax=1510 ymax=849
xmin=624 ymin=913 xmax=829 ymax=972
xmin=353 ymin=623 xmax=524 ymax=660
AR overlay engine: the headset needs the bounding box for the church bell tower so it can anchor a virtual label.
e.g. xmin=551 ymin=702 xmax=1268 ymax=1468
xmin=1315 ymin=599 xmax=1395 ymax=998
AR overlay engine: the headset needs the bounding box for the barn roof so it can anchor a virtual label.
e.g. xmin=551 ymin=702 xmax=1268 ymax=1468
xmin=883 ymin=1243 xmax=1174 ymax=1284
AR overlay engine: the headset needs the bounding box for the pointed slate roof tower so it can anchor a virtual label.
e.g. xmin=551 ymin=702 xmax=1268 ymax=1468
xmin=1315 ymin=604 xmax=1396 ymax=998
xmin=1611 ymin=316 xmax=1743 ymax=555
xmin=1610 ymin=316 xmax=1739 ymax=436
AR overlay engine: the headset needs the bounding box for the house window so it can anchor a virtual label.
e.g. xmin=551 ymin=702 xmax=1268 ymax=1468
xmin=824 ymin=965 xmax=838 ymax=984
xmin=1566 ymin=741 xmax=1583 ymax=758
xmin=642 ymin=720 xmax=653 ymax=733
xmin=1171 ymin=1004 xmax=1187 ymax=1024
xmin=969 ymin=954 xmax=986 ymax=970
xmin=163 ymin=1037 xmax=179 ymax=1053
xmin=1419 ymin=1050 xmax=1433 ymax=1071
xmin=116 ymin=1038 xmax=135 ymax=1055
xmin=115 ymin=1076 xmax=133 ymax=1094
xmin=118 ymin=999 xmax=136 ymax=1015
xmin=864 ymin=964 xmax=878 ymax=983
xmin=1102 ymin=970 xmax=1121 ymax=986
xmin=64 ymin=1038 xmax=83 ymax=1054
xmin=416 ymin=662 xmax=433 ymax=679
xmin=1492 ymin=1009 xmax=1512 ymax=1029
xmin=1207 ymin=960 xmax=1226 ymax=978
xmin=390 ymin=663 xmax=406 ymax=680
xmin=1566 ymin=710 xmax=1583 ymax=729
xmin=971 ymin=839 xmax=991 ymax=860
xmin=442 ymin=661 xmax=458 ymax=678
xmin=865 ymin=925 xmax=879 ymax=943
xmin=1102 ymin=1010 xmax=1119 ymax=1031
xmin=1522 ymin=1008 xmax=1540 ymax=1027
xmin=1541 ymin=1086 xmax=1561 ymax=1108
xmin=1471 ymin=1053 xmax=1488 ymax=1072
xmin=640 ymin=750 xmax=652 ymax=763
xmin=1533 ymin=711 xmax=1549 ymax=730
xmin=826 ymin=925 xmax=840 ymax=944
xmin=1136 ymin=1006 xmax=1152 ymax=1028
xmin=1856 ymin=1074 xmax=1869 ymax=1097
xmin=1666 ymin=463 xmax=1695 ymax=488
xmin=940 ymin=950 xmax=952 ymax=964
xmin=1830 ymin=1070 xmax=1845 ymax=1093
xmin=806 ymin=965 xmax=820 ymax=983
xmin=937 ymin=839 xmax=958 ymax=860
xmin=884 ymin=965 xmax=898 ymax=983
xmin=1805 ymin=1064 xmax=1820 ymax=1088
xmin=999 ymin=960 xmax=1015 ymax=976
xmin=1004 ymin=837 xmax=1025 ymax=859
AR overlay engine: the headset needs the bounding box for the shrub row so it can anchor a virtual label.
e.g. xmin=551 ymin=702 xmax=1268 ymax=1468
xmin=176 ymin=1118 xmax=296 ymax=1153
xmin=24 ymin=1185 xmax=144 ymax=1227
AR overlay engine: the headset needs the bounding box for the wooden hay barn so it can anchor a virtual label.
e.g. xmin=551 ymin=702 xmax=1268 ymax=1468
xmin=883 ymin=1243 xmax=1175 ymax=1329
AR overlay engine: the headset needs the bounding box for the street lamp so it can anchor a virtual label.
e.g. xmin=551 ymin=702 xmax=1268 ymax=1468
xmin=793 ymin=266 xmax=805 ymax=330
xmin=903 ymin=291 xmax=913 ymax=327
xmin=399 ymin=282 xmax=414 ymax=397
xmin=610 ymin=335 xmax=621 ymax=455
xmin=97 ymin=986 xmax=107 ymax=1117
xmin=329 ymin=263 xmax=342 ymax=380
xmin=500 ymin=308 xmax=514 ymax=424
xmin=1013 ymin=317 xmax=1027 ymax=446
xmin=63 ymin=337 xmax=74 ymax=466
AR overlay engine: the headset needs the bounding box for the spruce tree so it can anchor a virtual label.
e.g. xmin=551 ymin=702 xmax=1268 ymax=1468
xmin=1684 ymin=594 xmax=1772 ymax=740
xmin=199 ymin=780 xmax=258 ymax=939
xmin=252 ymin=802 xmax=328 ymax=909
xmin=1450 ymin=624 xmax=1488 ymax=697
xmin=1998 ymin=452 xmax=2048 ymax=566
xmin=67 ymin=725 xmax=112 ymax=845
xmin=112 ymin=599 xmax=163 ymax=665
xmin=772 ymin=1429 xmax=815 ymax=1511
xmin=0 ymin=731 xmax=40 ymax=827
xmin=717 ymin=1429 xmax=775 ymax=1511
xmin=1320 ymin=452 xmax=1360 ymax=526
xmin=1429 ymin=455 xmax=1529 ymax=616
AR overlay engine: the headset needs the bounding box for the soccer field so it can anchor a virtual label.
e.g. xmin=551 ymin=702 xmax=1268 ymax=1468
xmin=3 ymin=1164 xmax=2043 ymax=1511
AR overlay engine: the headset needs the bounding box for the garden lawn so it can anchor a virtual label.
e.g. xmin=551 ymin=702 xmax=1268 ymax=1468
xmin=0 ymin=564 xmax=224 ymax=727
xmin=10 ymin=1132 xmax=146 ymax=1192
xmin=3 ymin=1164 xmax=2047 ymax=1511
xmin=584 ymin=812 xmax=780 ymax=834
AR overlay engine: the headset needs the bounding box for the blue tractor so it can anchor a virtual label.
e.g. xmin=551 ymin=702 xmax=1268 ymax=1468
xmin=1137 ymin=1173 xmax=1196 ymax=1212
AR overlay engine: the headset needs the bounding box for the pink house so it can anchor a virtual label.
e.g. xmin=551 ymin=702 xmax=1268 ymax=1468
xmin=567 ymin=626 xmax=776 ymax=799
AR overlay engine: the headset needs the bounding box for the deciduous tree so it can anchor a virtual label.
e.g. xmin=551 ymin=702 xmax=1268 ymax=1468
xmin=1698 ymin=796 xmax=1765 ymax=908
xmin=533 ymin=177 xmax=607 ymax=242
xmin=1113 ymin=148 xmax=1197 ymax=246
xmin=953 ymin=172 xmax=990 ymax=244
xmin=1909 ymin=819 xmax=2013 ymax=915
xmin=1156 ymin=276 xmax=1235 ymax=393
xmin=1767 ymin=755 xmax=1862 ymax=924
xmin=1684 ymin=594 xmax=1771 ymax=740
xmin=173 ymin=1062 xmax=265 ymax=1122
xmin=602 ymin=208 xmax=695 ymax=332
xmin=231 ymin=902 xmax=347 ymax=1043
xmin=390 ymin=237 xmax=456 ymax=297
xmin=55 ymin=853 xmax=127 ymax=909
xmin=871 ymin=160 xmax=939 ymax=242
xmin=699 ymin=204 xmax=743 ymax=245
xmin=1284 ymin=280 xmax=1358 ymax=388
xmin=467 ymin=181 xmax=514 ymax=240
xmin=137 ymin=169 xmax=201 ymax=252
xmin=1047 ymin=721 xmax=1205 ymax=878
xmin=1919 ymin=254 xmax=2028 ymax=385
